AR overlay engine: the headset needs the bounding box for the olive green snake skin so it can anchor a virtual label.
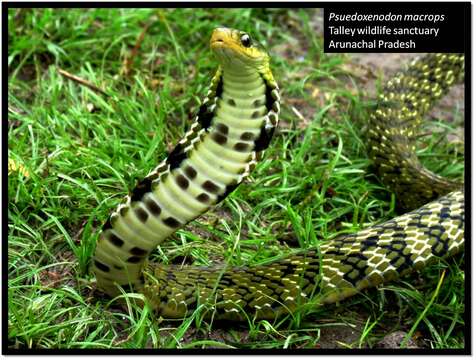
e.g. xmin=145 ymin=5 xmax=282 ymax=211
xmin=368 ymin=53 xmax=464 ymax=211
xmin=92 ymin=28 xmax=465 ymax=320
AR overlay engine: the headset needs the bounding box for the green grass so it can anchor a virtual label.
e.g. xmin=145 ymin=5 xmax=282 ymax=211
xmin=8 ymin=8 xmax=465 ymax=350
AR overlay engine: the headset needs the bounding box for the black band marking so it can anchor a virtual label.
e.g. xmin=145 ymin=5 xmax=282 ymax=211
xmin=202 ymin=180 xmax=220 ymax=194
xmin=240 ymin=132 xmax=255 ymax=141
xmin=196 ymin=193 xmax=210 ymax=203
xmin=196 ymin=76 xmax=222 ymax=130
xmin=233 ymin=142 xmax=250 ymax=152
xmin=130 ymin=247 xmax=148 ymax=256
xmin=127 ymin=256 xmax=142 ymax=264
xmin=251 ymin=111 xmax=261 ymax=119
xmin=215 ymin=182 xmax=239 ymax=203
xmin=196 ymin=104 xmax=214 ymax=129
xmin=216 ymin=123 xmax=229 ymax=135
xmin=135 ymin=207 xmax=149 ymax=223
xmin=167 ymin=143 xmax=187 ymax=170
xmin=109 ymin=233 xmax=124 ymax=248
xmin=145 ymin=198 xmax=161 ymax=216
xmin=131 ymin=178 xmax=153 ymax=202
xmin=176 ymin=174 xmax=190 ymax=190
xmin=254 ymin=125 xmax=275 ymax=152
xmin=102 ymin=217 xmax=112 ymax=231
xmin=228 ymin=99 xmax=236 ymax=106
xmin=262 ymin=74 xmax=276 ymax=113
xmin=184 ymin=166 xmax=197 ymax=180
xmin=211 ymin=132 xmax=227 ymax=145
xmin=215 ymin=76 xmax=223 ymax=98
xmin=163 ymin=217 xmax=181 ymax=228
xmin=252 ymin=99 xmax=264 ymax=107
xmin=95 ymin=260 xmax=110 ymax=273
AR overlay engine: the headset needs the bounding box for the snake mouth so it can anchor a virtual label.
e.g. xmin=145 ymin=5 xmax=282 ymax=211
xmin=210 ymin=28 xmax=227 ymax=49
xmin=210 ymin=39 xmax=225 ymax=49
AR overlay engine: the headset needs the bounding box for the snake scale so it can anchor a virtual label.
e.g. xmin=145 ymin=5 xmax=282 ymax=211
xmin=92 ymin=28 xmax=465 ymax=320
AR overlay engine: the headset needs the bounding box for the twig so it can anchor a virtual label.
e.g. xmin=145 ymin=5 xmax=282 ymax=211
xmin=121 ymin=21 xmax=152 ymax=76
xmin=291 ymin=106 xmax=306 ymax=122
xmin=57 ymin=68 xmax=109 ymax=97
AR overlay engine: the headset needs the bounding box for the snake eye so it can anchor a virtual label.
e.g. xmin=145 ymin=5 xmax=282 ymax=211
xmin=240 ymin=33 xmax=252 ymax=47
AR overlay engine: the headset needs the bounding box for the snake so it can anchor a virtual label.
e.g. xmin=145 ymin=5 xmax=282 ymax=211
xmin=92 ymin=27 xmax=465 ymax=321
xmin=368 ymin=53 xmax=464 ymax=211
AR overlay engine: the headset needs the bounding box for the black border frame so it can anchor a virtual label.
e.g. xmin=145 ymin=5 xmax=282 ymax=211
xmin=2 ymin=1 xmax=471 ymax=355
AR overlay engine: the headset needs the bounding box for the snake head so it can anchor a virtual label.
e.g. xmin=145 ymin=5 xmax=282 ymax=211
xmin=210 ymin=27 xmax=270 ymax=72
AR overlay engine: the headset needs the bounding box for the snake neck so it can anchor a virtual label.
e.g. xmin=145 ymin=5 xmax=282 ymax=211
xmin=92 ymin=62 xmax=280 ymax=297
xmin=215 ymin=65 xmax=271 ymax=136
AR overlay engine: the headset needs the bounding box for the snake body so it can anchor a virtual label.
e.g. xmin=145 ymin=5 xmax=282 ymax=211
xmin=144 ymin=190 xmax=463 ymax=319
xmin=92 ymin=28 xmax=464 ymax=320
xmin=93 ymin=28 xmax=280 ymax=297
xmin=368 ymin=53 xmax=464 ymax=211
